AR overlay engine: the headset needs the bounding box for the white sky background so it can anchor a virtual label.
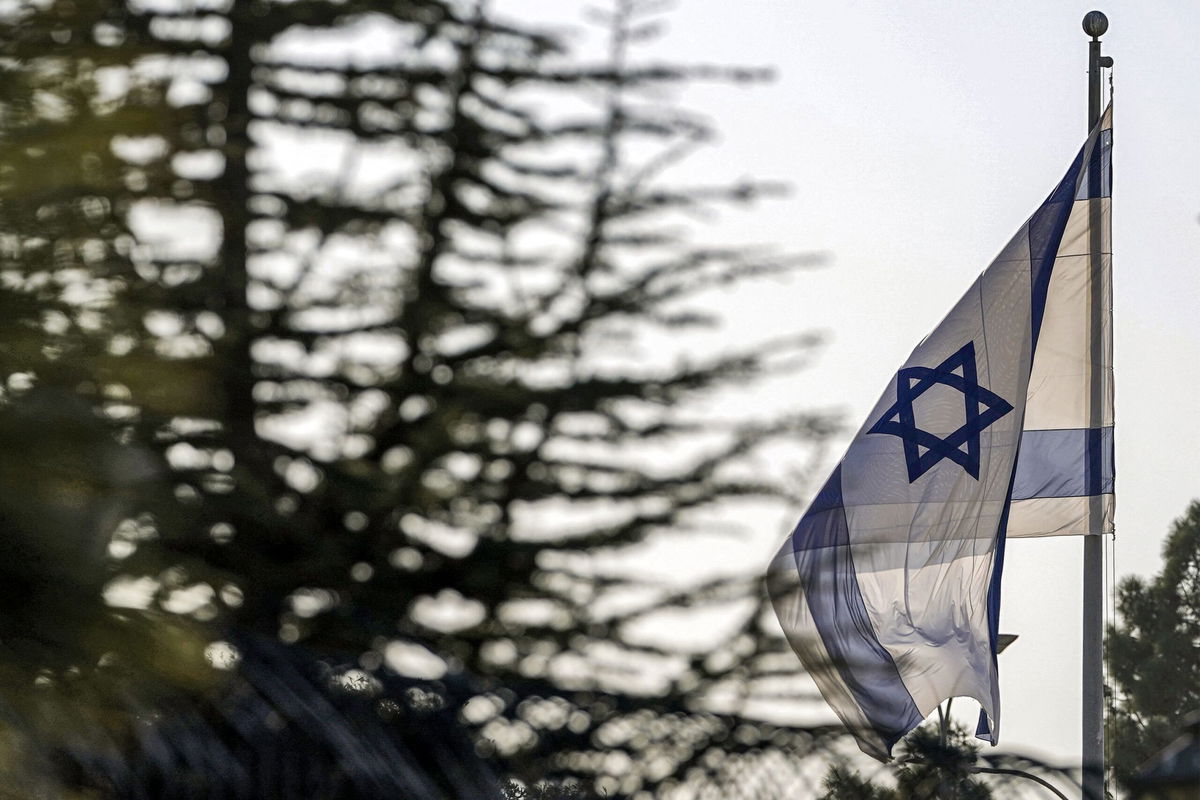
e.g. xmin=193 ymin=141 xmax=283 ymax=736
xmin=493 ymin=0 xmax=1200 ymax=768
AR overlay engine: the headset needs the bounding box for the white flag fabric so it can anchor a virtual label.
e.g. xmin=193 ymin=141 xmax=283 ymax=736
xmin=768 ymin=105 xmax=1113 ymax=760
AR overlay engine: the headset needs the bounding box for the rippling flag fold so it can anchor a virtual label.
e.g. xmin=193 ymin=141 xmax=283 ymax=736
xmin=768 ymin=105 xmax=1114 ymax=759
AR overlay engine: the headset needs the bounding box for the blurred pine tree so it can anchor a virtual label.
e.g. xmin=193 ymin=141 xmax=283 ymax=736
xmin=0 ymin=0 xmax=836 ymax=795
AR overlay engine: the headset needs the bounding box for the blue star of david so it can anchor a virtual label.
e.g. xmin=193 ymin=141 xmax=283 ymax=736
xmin=867 ymin=341 xmax=1013 ymax=483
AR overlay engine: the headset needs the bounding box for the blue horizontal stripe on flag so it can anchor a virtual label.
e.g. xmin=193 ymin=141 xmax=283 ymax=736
xmin=1011 ymin=427 xmax=1114 ymax=501
xmin=788 ymin=465 xmax=923 ymax=750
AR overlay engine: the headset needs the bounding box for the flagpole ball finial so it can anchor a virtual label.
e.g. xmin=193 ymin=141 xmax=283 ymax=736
xmin=1083 ymin=10 xmax=1108 ymax=39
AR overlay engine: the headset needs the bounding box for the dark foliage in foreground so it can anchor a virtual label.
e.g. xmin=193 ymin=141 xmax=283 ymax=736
xmin=1107 ymin=500 xmax=1200 ymax=792
xmin=0 ymin=0 xmax=836 ymax=795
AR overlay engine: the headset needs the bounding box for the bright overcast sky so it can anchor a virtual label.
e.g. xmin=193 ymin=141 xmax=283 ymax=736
xmin=495 ymin=0 xmax=1200 ymax=769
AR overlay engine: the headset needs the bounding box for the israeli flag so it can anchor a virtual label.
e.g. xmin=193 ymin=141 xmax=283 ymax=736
xmin=768 ymin=105 xmax=1113 ymax=759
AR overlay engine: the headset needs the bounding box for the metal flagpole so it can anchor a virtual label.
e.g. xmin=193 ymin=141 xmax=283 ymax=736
xmin=1081 ymin=10 xmax=1111 ymax=800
